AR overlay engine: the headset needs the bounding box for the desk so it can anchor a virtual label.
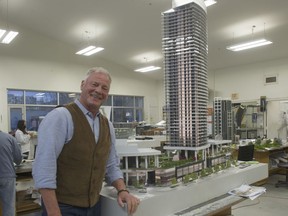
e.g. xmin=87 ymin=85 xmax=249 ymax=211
xmin=100 ymin=163 xmax=268 ymax=216
xmin=15 ymin=161 xmax=40 ymax=214
xmin=233 ymin=145 xmax=288 ymax=175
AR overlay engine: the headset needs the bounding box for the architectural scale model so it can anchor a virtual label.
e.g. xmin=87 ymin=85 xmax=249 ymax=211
xmin=115 ymin=139 xmax=161 ymax=185
xmin=116 ymin=0 xmax=231 ymax=186
xmin=213 ymin=97 xmax=233 ymax=140
xmin=162 ymin=0 xmax=208 ymax=155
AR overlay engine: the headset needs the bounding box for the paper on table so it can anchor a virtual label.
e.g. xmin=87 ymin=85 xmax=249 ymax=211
xmin=228 ymin=184 xmax=266 ymax=200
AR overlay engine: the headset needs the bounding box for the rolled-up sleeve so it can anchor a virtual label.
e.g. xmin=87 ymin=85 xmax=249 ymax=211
xmin=32 ymin=108 xmax=72 ymax=189
xmin=105 ymin=122 xmax=123 ymax=185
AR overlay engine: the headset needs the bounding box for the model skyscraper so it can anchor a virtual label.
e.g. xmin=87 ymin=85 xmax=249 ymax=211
xmin=162 ymin=0 xmax=208 ymax=149
xmin=213 ymin=97 xmax=233 ymax=140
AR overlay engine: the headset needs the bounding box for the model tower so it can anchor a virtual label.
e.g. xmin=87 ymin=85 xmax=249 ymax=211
xmin=162 ymin=0 xmax=208 ymax=149
xmin=213 ymin=97 xmax=233 ymax=140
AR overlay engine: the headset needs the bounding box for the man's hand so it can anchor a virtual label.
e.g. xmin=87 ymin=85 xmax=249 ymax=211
xmin=117 ymin=190 xmax=140 ymax=215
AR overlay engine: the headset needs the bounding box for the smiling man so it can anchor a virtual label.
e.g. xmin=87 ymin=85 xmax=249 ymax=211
xmin=33 ymin=67 xmax=140 ymax=216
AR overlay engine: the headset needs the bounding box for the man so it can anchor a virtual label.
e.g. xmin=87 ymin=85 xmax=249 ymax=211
xmin=0 ymin=130 xmax=22 ymax=216
xmin=33 ymin=67 xmax=140 ymax=215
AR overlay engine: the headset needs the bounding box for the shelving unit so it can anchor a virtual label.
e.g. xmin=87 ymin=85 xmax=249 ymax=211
xmin=234 ymin=105 xmax=265 ymax=139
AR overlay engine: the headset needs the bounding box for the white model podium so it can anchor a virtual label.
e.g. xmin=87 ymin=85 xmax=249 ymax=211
xmin=100 ymin=163 xmax=268 ymax=216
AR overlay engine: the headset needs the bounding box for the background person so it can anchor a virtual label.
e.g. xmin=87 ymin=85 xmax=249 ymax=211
xmin=15 ymin=120 xmax=32 ymax=159
xmin=33 ymin=67 xmax=140 ymax=216
xmin=0 ymin=130 xmax=22 ymax=216
xmin=278 ymin=111 xmax=288 ymax=139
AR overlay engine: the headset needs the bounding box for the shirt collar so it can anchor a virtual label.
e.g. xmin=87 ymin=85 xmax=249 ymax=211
xmin=74 ymin=99 xmax=101 ymax=118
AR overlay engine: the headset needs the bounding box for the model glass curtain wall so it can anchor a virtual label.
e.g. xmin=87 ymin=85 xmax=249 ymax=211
xmin=213 ymin=97 xmax=233 ymax=140
xmin=162 ymin=1 xmax=208 ymax=147
xmin=7 ymin=89 xmax=144 ymax=132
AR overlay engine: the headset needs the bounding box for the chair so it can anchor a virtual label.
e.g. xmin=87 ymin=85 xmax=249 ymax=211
xmin=237 ymin=145 xmax=254 ymax=161
xmin=275 ymin=163 xmax=288 ymax=188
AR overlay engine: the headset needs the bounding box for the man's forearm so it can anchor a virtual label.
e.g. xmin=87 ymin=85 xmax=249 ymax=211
xmin=111 ymin=178 xmax=127 ymax=191
xmin=39 ymin=188 xmax=61 ymax=216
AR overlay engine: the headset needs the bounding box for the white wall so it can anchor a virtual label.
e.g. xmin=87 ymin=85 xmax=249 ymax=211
xmin=209 ymin=58 xmax=288 ymax=101
xmin=0 ymin=26 xmax=161 ymax=131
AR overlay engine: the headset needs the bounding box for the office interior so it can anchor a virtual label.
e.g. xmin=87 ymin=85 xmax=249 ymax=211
xmin=1 ymin=0 xmax=288 ymax=216
xmin=0 ymin=0 xmax=288 ymax=134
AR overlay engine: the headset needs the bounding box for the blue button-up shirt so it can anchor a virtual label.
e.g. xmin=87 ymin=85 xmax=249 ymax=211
xmin=32 ymin=100 xmax=123 ymax=189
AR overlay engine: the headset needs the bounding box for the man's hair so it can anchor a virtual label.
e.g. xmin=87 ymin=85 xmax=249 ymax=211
xmin=84 ymin=67 xmax=112 ymax=82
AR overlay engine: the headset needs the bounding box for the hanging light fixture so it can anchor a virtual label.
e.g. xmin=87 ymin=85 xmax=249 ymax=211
xmin=135 ymin=66 xmax=161 ymax=73
xmin=0 ymin=30 xmax=18 ymax=44
xmin=204 ymin=0 xmax=217 ymax=7
xmin=75 ymin=45 xmax=104 ymax=56
xmin=134 ymin=57 xmax=161 ymax=73
xmin=226 ymin=39 xmax=272 ymax=52
xmin=226 ymin=24 xmax=273 ymax=52
xmin=0 ymin=0 xmax=19 ymax=44
xmin=75 ymin=31 xmax=104 ymax=56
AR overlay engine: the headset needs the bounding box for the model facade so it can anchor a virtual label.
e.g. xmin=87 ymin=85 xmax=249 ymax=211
xmin=162 ymin=0 xmax=208 ymax=149
xmin=213 ymin=97 xmax=233 ymax=140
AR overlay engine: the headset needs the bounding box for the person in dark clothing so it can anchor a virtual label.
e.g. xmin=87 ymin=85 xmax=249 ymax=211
xmin=0 ymin=130 xmax=22 ymax=216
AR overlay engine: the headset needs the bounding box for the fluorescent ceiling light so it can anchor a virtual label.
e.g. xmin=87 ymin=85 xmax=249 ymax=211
xmin=75 ymin=46 xmax=104 ymax=56
xmin=226 ymin=39 xmax=273 ymax=52
xmin=204 ymin=0 xmax=217 ymax=7
xmin=0 ymin=29 xmax=6 ymax=39
xmin=135 ymin=66 xmax=161 ymax=73
xmin=0 ymin=29 xmax=19 ymax=44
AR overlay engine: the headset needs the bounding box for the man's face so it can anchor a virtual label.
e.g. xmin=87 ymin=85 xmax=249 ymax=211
xmin=80 ymin=72 xmax=110 ymax=113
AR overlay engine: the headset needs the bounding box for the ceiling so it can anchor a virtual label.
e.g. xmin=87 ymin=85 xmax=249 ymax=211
xmin=1 ymin=0 xmax=288 ymax=80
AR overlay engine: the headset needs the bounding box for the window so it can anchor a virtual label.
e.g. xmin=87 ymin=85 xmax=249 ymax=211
xmin=7 ymin=89 xmax=79 ymax=132
xmin=112 ymin=95 xmax=144 ymax=124
xmin=113 ymin=108 xmax=134 ymax=123
xmin=26 ymin=106 xmax=54 ymax=131
xmin=25 ymin=91 xmax=57 ymax=105
xmin=59 ymin=92 xmax=80 ymax=105
xmin=135 ymin=96 xmax=144 ymax=107
xmin=113 ymin=96 xmax=134 ymax=107
xmin=8 ymin=90 xmax=24 ymax=104
xmin=7 ymin=89 xmax=144 ymax=131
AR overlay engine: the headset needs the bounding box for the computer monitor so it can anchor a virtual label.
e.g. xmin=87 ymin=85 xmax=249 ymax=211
xmin=238 ymin=145 xmax=254 ymax=161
